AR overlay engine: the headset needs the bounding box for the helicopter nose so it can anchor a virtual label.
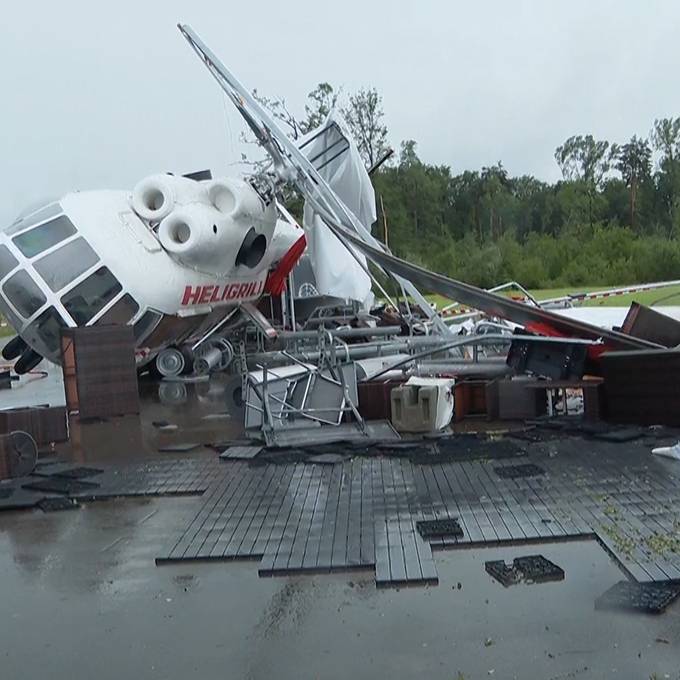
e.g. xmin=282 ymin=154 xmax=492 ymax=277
xmin=235 ymin=228 xmax=266 ymax=269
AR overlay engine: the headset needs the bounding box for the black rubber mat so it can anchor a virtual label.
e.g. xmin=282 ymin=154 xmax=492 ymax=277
xmin=37 ymin=497 xmax=79 ymax=512
xmin=374 ymin=442 xmax=436 ymax=458
xmin=592 ymin=428 xmax=646 ymax=443
xmin=219 ymin=446 xmax=263 ymax=460
xmin=157 ymin=443 xmax=202 ymax=453
xmin=595 ymin=580 xmax=680 ymax=614
xmin=493 ymin=463 xmax=545 ymax=479
xmin=22 ymin=477 xmax=100 ymax=495
xmin=434 ymin=435 xmax=525 ymax=462
xmin=485 ymin=555 xmax=564 ymax=586
xmin=416 ymin=518 xmax=464 ymax=540
xmin=505 ymin=429 xmax=547 ymax=443
xmin=485 ymin=560 xmax=522 ymax=587
xmin=52 ymin=467 xmax=104 ymax=480
xmin=34 ymin=457 xmax=59 ymax=469
xmin=306 ymin=453 xmax=349 ymax=465
xmin=0 ymin=487 xmax=14 ymax=499
xmin=155 ymin=438 xmax=680 ymax=586
xmin=513 ymin=555 xmax=564 ymax=583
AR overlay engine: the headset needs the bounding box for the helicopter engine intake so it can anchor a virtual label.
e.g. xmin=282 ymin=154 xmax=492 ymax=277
xmin=132 ymin=175 xmax=277 ymax=276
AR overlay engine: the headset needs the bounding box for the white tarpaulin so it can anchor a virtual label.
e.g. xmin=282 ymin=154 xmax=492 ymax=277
xmin=301 ymin=112 xmax=376 ymax=308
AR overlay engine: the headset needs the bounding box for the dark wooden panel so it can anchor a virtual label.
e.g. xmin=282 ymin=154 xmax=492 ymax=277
xmin=60 ymin=325 xmax=139 ymax=419
xmin=0 ymin=406 xmax=68 ymax=445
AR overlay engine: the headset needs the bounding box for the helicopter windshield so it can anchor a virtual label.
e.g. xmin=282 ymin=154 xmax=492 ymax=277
xmin=12 ymin=215 xmax=76 ymax=258
xmin=3 ymin=202 xmax=62 ymax=237
xmin=34 ymin=237 xmax=99 ymax=292
xmin=61 ymin=266 xmax=122 ymax=325
xmin=0 ymin=246 xmax=18 ymax=282
xmin=2 ymin=270 xmax=46 ymax=318
xmin=95 ymin=294 xmax=140 ymax=325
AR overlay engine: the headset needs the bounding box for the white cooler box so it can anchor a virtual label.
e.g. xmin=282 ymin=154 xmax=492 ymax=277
xmin=390 ymin=377 xmax=455 ymax=432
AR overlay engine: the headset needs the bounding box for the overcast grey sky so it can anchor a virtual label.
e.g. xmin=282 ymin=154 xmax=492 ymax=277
xmin=2 ymin=1 xmax=679 ymax=224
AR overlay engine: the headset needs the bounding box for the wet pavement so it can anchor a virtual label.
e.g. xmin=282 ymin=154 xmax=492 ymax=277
xmin=1 ymin=498 xmax=679 ymax=679
xmin=55 ymin=372 xmax=245 ymax=465
xmin=1 ymin=360 xmax=680 ymax=678
xmin=156 ymin=437 xmax=680 ymax=587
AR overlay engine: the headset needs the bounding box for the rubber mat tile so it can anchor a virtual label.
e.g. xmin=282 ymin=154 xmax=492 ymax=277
xmin=493 ymin=463 xmax=546 ymax=480
xmin=513 ymin=555 xmax=565 ymax=583
xmin=219 ymin=446 xmax=263 ymax=460
xmin=485 ymin=560 xmax=522 ymax=587
xmin=416 ymin=518 xmax=464 ymax=540
xmin=22 ymin=477 xmax=99 ymax=495
xmin=595 ymin=580 xmax=680 ymax=614
xmin=287 ymin=470 xmax=323 ymax=569
xmin=52 ymin=466 xmax=104 ymax=480
xmin=158 ymin=443 xmax=202 ymax=453
xmin=38 ymin=497 xmax=79 ymax=512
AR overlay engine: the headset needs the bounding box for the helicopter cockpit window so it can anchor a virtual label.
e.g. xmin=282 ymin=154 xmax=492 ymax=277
xmin=4 ymin=202 xmax=62 ymax=237
xmin=34 ymin=237 xmax=99 ymax=292
xmin=3 ymin=270 xmax=46 ymax=318
xmin=61 ymin=266 xmax=122 ymax=325
xmin=95 ymin=294 xmax=140 ymax=326
xmin=133 ymin=309 xmax=162 ymax=342
xmin=0 ymin=295 xmax=24 ymax=333
xmin=12 ymin=215 xmax=77 ymax=258
xmin=25 ymin=307 xmax=65 ymax=355
xmin=0 ymin=246 xmax=18 ymax=282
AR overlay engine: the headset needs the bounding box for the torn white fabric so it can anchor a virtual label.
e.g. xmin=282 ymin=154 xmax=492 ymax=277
xmin=300 ymin=111 xmax=376 ymax=308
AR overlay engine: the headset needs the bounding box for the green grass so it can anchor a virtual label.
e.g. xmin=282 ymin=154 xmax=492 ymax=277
xmin=426 ymin=283 xmax=680 ymax=310
xmin=0 ymin=321 xmax=15 ymax=337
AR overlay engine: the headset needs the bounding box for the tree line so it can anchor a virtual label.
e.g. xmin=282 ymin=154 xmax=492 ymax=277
xmin=259 ymin=84 xmax=680 ymax=289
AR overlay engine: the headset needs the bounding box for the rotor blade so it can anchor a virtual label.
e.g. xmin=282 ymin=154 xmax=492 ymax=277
xmin=178 ymin=24 xmax=452 ymax=335
xmin=178 ymin=24 xmax=287 ymax=170
xmin=322 ymin=219 xmax=661 ymax=351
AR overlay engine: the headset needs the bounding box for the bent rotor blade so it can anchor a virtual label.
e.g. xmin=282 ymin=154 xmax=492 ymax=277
xmin=178 ymin=24 xmax=286 ymax=171
xmin=178 ymin=24 xmax=452 ymax=335
xmin=322 ymin=220 xmax=660 ymax=350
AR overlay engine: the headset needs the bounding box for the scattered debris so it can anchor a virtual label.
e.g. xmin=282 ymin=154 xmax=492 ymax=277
xmin=153 ymin=421 xmax=179 ymax=431
xmin=651 ymin=443 xmax=680 ymax=461
xmin=644 ymin=533 xmax=680 ymax=558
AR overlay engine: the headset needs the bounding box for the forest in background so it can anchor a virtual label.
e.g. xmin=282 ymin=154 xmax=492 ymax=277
xmin=256 ymin=84 xmax=680 ymax=289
